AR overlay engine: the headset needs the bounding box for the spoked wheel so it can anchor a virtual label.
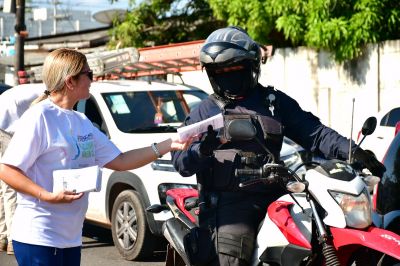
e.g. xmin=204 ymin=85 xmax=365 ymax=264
xmin=111 ymin=189 xmax=156 ymax=260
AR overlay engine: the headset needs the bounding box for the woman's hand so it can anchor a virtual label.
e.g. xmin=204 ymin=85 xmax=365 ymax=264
xmin=170 ymin=134 xmax=199 ymax=151
xmin=41 ymin=190 xmax=84 ymax=203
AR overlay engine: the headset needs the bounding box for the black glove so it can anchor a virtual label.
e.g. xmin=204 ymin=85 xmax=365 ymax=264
xmin=353 ymin=148 xmax=386 ymax=176
xmin=199 ymin=125 xmax=220 ymax=156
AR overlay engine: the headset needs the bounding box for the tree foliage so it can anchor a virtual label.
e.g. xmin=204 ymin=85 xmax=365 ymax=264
xmin=108 ymin=0 xmax=226 ymax=49
xmin=208 ymin=0 xmax=400 ymax=61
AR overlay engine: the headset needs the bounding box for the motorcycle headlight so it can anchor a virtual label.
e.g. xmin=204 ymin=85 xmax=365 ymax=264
xmin=329 ymin=188 xmax=372 ymax=229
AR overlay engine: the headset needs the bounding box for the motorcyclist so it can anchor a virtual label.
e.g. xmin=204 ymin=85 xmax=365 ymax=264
xmin=171 ymin=26 xmax=385 ymax=266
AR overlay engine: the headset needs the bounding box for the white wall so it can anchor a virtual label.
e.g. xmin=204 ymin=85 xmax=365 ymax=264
xmin=179 ymin=39 xmax=400 ymax=140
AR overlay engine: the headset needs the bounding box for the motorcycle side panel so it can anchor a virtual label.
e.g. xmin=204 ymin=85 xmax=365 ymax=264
xmin=253 ymin=210 xmax=290 ymax=264
xmin=258 ymin=244 xmax=311 ymax=266
xmin=268 ymin=194 xmax=312 ymax=249
xmin=331 ymin=226 xmax=400 ymax=261
xmin=166 ymin=188 xmax=199 ymax=223
xmin=253 ymin=195 xmax=312 ymax=265
xmin=163 ymin=218 xmax=191 ymax=265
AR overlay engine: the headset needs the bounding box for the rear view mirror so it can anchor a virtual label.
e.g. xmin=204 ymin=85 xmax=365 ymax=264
xmin=226 ymin=119 xmax=256 ymax=141
xmin=361 ymin=117 xmax=377 ymax=136
xmin=356 ymin=116 xmax=377 ymax=149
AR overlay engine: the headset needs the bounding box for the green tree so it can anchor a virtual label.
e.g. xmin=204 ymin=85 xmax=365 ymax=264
xmin=108 ymin=0 xmax=226 ymax=49
xmin=208 ymin=0 xmax=400 ymax=61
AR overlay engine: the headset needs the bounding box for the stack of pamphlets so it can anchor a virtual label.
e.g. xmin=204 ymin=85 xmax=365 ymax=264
xmin=53 ymin=165 xmax=102 ymax=193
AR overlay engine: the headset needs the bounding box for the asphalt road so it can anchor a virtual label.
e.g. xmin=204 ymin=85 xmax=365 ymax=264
xmin=0 ymin=223 xmax=166 ymax=266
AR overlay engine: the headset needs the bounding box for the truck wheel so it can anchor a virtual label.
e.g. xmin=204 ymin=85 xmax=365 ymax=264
xmin=111 ymin=189 xmax=156 ymax=260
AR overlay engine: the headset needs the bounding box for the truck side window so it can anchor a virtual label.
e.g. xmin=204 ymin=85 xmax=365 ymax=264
xmin=85 ymin=98 xmax=107 ymax=135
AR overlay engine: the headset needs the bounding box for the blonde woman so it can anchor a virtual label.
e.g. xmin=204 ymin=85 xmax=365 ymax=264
xmin=0 ymin=48 xmax=194 ymax=266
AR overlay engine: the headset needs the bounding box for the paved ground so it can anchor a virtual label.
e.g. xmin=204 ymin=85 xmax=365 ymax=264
xmin=0 ymin=223 xmax=166 ymax=266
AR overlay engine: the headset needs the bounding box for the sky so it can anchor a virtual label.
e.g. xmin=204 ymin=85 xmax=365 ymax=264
xmin=56 ymin=0 xmax=132 ymax=13
xmin=0 ymin=0 xmax=132 ymax=14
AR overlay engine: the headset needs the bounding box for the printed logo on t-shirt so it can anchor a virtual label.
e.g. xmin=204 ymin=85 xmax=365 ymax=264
xmin=77 ymin=133 xmax=95 ymax=158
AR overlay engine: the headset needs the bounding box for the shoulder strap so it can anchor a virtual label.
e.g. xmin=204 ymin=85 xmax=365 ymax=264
xmin=209 ymin=93 xmax=230 ymax=111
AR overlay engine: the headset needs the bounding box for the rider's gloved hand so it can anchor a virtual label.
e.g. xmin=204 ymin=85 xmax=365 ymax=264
xmin=353 ymin=148 xmax=386 ymax=177
xmin=199 ymin=125 xmax=220 ymax=156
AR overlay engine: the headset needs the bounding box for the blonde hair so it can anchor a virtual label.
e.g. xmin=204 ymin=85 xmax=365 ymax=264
xmin=32 ymin=48 xmax=87 ymax=105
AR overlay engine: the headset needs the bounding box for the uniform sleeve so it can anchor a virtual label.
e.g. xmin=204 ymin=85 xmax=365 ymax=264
xmin=279 ymin=91 xmax=354 ymax=160
xmin=171 ymin=98 xmax=219 ymax=177
xmin=92 ymin=126 xmax=121 ymax=167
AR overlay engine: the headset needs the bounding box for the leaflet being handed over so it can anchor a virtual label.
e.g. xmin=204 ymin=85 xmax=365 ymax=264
xmin=177 ymin=113 xmax=224 ymax=141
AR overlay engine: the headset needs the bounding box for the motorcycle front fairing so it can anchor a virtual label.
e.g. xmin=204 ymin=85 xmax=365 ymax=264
xmin=306 ymin=163 xmax=367 ymax=228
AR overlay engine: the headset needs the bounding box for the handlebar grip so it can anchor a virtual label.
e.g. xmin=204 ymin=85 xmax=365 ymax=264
xmin=235 ymin=168 xmax=262 ymax=177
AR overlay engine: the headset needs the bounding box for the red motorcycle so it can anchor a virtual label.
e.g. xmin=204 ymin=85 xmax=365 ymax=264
xmin=148 ymin=118 xmax=400 ymax=266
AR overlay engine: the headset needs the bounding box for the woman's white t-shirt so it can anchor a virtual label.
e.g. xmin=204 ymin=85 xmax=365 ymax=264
xmin=1 ymin=99 xmax=121 ymax=248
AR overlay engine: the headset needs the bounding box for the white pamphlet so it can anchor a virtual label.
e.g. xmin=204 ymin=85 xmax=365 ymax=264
xmin=53 ymin=165 xmax=102 ymax=193
xmin=177 ymin=113 xmax=224 ymax=141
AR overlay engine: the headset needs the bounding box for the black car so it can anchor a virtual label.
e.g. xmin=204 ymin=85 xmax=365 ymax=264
xmin=372 ymin=127 xmax=400 ymax=234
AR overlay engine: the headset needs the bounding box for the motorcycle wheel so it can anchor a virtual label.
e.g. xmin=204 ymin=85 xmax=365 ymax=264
xmin=111 ymin=189 xmax=156 ymax=260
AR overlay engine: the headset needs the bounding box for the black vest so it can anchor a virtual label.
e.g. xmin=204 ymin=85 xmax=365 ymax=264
xmin=203 ymin=86 xmax=284 ymax=191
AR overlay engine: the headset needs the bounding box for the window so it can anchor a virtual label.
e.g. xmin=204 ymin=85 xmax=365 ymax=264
xmin=102 ymin=90 xmax=207 ymax=133
xmin=182 ymin=91 xmax=207 ymax=111
xmin=75 ymin=97 xmax=105 ymax=133
xmin=381 ymin=107 xmax=400 ymax=127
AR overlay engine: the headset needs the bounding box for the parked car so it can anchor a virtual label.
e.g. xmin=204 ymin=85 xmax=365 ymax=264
xmin=372 ymin=126 xmax=400 ymax=236
xmin=357 ymin=106 xmax=400 ymax=161
xmin=10 ymin=80 xmax=307 ymax=261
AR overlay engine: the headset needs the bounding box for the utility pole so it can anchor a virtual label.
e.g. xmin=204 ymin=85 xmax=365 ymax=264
xmin=14 ymin=0 xmax=27 ymax=84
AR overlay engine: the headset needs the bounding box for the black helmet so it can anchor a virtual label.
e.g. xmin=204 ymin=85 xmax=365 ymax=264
xmin=200 ymin=26 xmax=261 ymax=99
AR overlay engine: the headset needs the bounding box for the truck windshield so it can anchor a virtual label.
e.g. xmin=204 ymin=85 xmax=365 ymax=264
xmin=102 ymin=90 xmax=207 ymax=133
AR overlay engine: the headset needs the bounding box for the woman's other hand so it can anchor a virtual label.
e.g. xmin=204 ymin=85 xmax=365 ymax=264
xmin=41 ymin=190 xmax=84 ymax=203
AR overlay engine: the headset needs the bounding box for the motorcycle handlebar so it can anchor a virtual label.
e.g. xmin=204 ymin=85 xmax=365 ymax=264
xmin=235 ymin=168 xmax=263 ymax=177
xmin=235 ymin=163 xmax=291 ymax=187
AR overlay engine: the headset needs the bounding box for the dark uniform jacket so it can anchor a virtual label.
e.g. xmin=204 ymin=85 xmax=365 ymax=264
xmin=172 ymin=84 xmax=354 ymax=178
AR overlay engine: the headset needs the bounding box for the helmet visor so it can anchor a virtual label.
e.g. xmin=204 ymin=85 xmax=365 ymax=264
xmin=207 ymin=63 xmax=253 ymax=99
